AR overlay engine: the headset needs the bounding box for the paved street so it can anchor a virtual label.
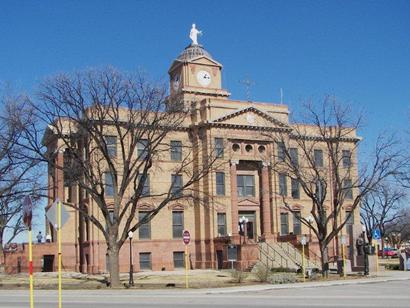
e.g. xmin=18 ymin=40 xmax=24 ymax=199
xmin=1 ymin=279 xmax=410 ymax=308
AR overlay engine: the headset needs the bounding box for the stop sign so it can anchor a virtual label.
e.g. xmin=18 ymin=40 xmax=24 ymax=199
xmin=183 ymin=230 xmax=190 ymax=245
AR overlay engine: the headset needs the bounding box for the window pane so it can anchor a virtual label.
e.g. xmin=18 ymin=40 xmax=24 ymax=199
xmin=217 ymin=213 xmax=226 ymax=236
xmin=314 ymin=149 xmax=323 ymax=167
xmin=280 ymin=213 xmax=289 ymax=235
xmin=138 ymin=211 xmax=151 ymax=240
xmin=291 ymin=178 xmax=300 ymax=199
xmin=173 ymin=251 xmax=185 ymax=268
xmin=105 ymin=172 xmax=114 ymax=197
xmin=277 ymin=142 xmax=285 ymax=162
xmin=215 ymin=138 xmax=224 ymax=158
xmin=346 ymin=211 xmax=354 ymax=225
xmin=343 ymin=179 xmax=353 ymax=199
xmin=170 ymin=140 xmax=182 ymax=161
xmin=171 ymin=175 xmax=183 ymax=197
xmin=104 ymin=136 xmax=117 ymax=158
xmin=293 ymin=212 xmax=301 ymax=235
xmin=237 ymin=175 xmax=255 ymax=197
xmin=139 ymin=252 xmax=152 ymax=270
xmin=137 ymin=139 xmax=148 ymax=160
xmin=290 ymin=148 xmax=298 ymax=166
xmin=138 ymin=174 xmax=150 ymax=196
xmin=342 ymin=150 xmax=351 ymax=168
xmin=172 ymin=211 xmax=184 ymax=238
xmin=216 ymin=172 xmax=225 ymax=196
xmin=279 ymin=174 xmax=287 ymax=196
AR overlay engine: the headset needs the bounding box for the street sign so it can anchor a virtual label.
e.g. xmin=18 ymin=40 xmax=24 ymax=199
xmin=227 ymin=245 xmax=237 ymax=261
xmin=372 ymin=229 xmax=381 ymax=240
xmin=182 ymin=230 xmax=190 ymax=245
xmin=300 ymin=235 xmax=307 ymax=245
xmin=23 ymin=195 xmax=33 ymax=228
xmin=341 ymin=234 xmax=347 ymax=245
xmin=46 ymin=198 xmax=70 ymax=229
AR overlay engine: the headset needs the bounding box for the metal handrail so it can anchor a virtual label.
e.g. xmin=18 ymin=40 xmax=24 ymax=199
xmin=262 ymin=241 xmax=290 ymax=269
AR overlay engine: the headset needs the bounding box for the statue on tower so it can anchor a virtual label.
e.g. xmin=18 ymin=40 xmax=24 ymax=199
xmin=189 ymin=23 xmax=202 ymax=45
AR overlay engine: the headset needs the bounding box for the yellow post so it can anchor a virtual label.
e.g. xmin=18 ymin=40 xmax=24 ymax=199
xmin=28 ymin=228 xmax=34 ymax=308
xmin=302 ymin=244 xmax=305 ymax=283
xmin=185 ymin=245 xmax=189 ymax=288
xmin=375 ymin=241 xmax=379 ymax=274
xmin=58 ymin=201 xmax=62 ymax=308
xmin=342 ymin=243 xmax=346 ymax=278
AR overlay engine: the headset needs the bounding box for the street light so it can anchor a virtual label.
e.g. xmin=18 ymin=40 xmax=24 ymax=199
xmin=362 ymin=225 xmax=369 ymax=276
xmin=306 ymin=215 xmax=314 ymax=242
xmin=128 ymin=230 xmax=134 ymax=286
xmin=239 ymin=216 xmax=249 ymax=244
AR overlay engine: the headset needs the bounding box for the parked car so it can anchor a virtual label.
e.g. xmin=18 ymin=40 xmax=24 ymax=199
xmin=378 ymin=247 xmax=398 ymax=258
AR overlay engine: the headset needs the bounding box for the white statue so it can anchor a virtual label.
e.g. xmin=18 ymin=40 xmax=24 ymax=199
xmin=189 ymin=23 xmax=202 ymax=45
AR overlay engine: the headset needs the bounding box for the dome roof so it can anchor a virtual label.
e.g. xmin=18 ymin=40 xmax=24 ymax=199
xmin=177 ymin=44 xmax=213 ymax=61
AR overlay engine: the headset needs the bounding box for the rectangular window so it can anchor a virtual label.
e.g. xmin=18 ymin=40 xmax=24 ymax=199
xmin=279 ymin=173 xmax=287 ymax=196
xmin=343 ymin=179 xmax=353 ymax=200
xmin=170 ymin=140 xmax=182 ymax=161
xmin=280 ymin=213 xmax=289 ymax=235
xmin=316 ymin=179 xmax=326 ymax=202
xmin=277 ymin=142 xmax=286 ymax=162
xmin=172 ymin=211 xmax=184 ymax=238
xmin=138 ymin=211 xmax=151 ymax=240
xmin=289 ymin=148 xmax=298 ymax=167
xmin=342 ymin=150 xmax=351 ymax=168
xmin=137 ymin=139 xmax=148 ymax=160
xmin=291 ymin=178 xmax=300 ymax=199
xmin=137 ymin=174 xmax=150 ymax=196
xmin=171 ymin=174 xmax=183 ymax=197
xmin=345 ymin=211 xmax=354 ymax=225
xmin=173 ymin=251 xmax=185 ymax=268
xmin=106 ymin=210 xmax=114 ymax=232
xmin=237 ymin=175 xmax=255 ymax=197
xmin=215 ymin=138 xmax=224 ymax=158
xmin=104 ymin=136 xmax=117 ymax=158
xmin=293 ymin=212 xmax=301 ymax=235
xmin=105 ymin=172 xmax=114 ymax=197
xmin=139 ymin=252 xmax=152 ymax=270
xmin=314 ymin=149 xmax=324 ymax=167
xmin=217 ymin=213 xmax=226 ymax=236
xmin=216 ymin=172 xmax=225 ymax=196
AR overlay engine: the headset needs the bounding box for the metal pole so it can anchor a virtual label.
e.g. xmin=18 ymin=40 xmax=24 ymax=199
xmin=342 ymin=242 xmax=346 ymax=278
xmin=129 ymin=238 xmax=134 ymax=286
xmin=302 ymin=243 xmax=305 ymax=282
xmin=28 ymin=228 xmax=34 ymax=308
xmin=185 ymin=245 xmax=189 ymax=288
xmin=58 ymin=201 xmax=62 ymax=308
xmin=375 ymin=241 xmax=379 ymax=275
xmin=363 ymin=231 xmax=369 ymax=276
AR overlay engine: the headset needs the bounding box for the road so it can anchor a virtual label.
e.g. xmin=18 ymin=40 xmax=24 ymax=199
xmin=1 ymin=280 xmax=409 ymax=308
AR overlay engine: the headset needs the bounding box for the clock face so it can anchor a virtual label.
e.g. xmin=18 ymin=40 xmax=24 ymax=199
xmin=172 ymin=74 xmax=180 ymax=92
xmin=196 ymin=70 xmax=212 ymax=87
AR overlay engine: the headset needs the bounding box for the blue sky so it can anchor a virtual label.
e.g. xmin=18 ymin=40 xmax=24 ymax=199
xmin=1 ymin=1 xmax=409 ymax=239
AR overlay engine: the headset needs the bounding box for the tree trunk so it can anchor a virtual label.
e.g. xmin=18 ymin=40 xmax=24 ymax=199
xmin=319 ymin=241 xmax=329 ymax=278
xmin=107 ymin=244 xmax=121 ymax=288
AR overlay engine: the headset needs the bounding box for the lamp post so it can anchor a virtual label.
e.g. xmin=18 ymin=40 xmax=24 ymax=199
xmin=239 ymin=216 xmax=249 ymax=244
xmin=306 ymin=215 xmax=314 ymax=243
xmin=128 ymin=231 xmax=134 ymax=286
xmin=300 ymin=234 xmax=307 ymax=282
xmin=362 ymin=225 xmax=369 ymax=276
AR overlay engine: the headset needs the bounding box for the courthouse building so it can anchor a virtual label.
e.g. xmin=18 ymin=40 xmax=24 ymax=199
xmin=5 ymin=29 xmax=362 ymax=274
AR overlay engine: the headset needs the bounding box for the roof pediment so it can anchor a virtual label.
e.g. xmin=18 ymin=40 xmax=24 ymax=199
xmin=211 ymin=106 xmax=290 ymax=131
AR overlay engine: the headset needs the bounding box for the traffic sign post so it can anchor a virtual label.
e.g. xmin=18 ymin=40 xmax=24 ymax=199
xmin=341 ymin=234 xmax=347 ymax=278
xmin=372 ymin=229 xmax=381 ymax=275
xmin=300 ymin=235 xmax=307 ymax=282
xmin=182 ymin=230 xmax=190 ymax=289
xmin=23 ymin=195 xmax=34 ymax=308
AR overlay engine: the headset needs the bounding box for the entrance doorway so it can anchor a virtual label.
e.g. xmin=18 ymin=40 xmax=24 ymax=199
xmin=216 ymin=250 xmax=223 ymax=269
xmin=239 ymin=211 xmax=256 ymax=240
xmin=43 ymin=255 xmax=54 ymax=272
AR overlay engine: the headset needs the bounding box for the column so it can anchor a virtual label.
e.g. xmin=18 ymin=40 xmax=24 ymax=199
xmin=261 ymin=162 xmax=272 ymax=238
xmin=230 ymin=160 xmax=239 ymax=237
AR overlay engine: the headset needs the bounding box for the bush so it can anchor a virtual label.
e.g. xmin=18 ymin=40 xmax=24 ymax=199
xmin=252 ymin=263 xmax=270 ymax=282
xmin=267 ymin=273 xmax=297 ymax=284
xmin=270 ymin=267 xmax=296 ymax=273
xmin=385 ymin=264 xmax=400 ymax=270
xmin=230 ymin=269 xmax=248 ymax=283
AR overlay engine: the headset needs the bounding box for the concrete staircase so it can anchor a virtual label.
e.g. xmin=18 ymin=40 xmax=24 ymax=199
xmin=258 ymin=241 xmax=321 ymax=271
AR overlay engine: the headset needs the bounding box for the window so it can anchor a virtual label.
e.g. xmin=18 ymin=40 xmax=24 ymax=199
xmin=171 ymin=174 xmax=183 ymax=197
xmin=216 ymin=172 xmax=225 ymax=196
xmin=345 ymin=211 xmax=354 ymax=225
xmin=293 ymin=212 xmax=301 ymax=235
xmin=343 ymin=179 xmax=353 ymax=200
xmin=139 ymin=252 xmax=152 ymax=270
xmin=173 ymin=251 xmax=185 ymax=268
xmin=289 ymin=148 xmax=298 ymax=167
xmin=217 ymin=213 xmax=226 ymax=236
xmin=316 ymin=179 xmax=326 ymax=202
xmin=137 ymin=139 xmax=148 ymax=160
xmin=104 ymin=136 xmax=117 ymax=158
xmin=138 ymin=211 xmax=151 ymax=240
xmin=277 ymin=142 xmax=286 ymax=162
xmin=106 ymin=210 xmax=114 ymax=232
xmin=280 ymin=213 xmax=289 ymax=235
xmin=105 ymin=172 xmax=114 ymax=197
xmin=279 ymin=173 xmax=287 ymax=196
xmin=215 ymin=138 xmax=224 ymax=158
xmin=237 ymin=175 xmax=255 ymax=197
xmin=342 ymin=150 xmax=351 ymax=168
xmin=314 ymin=149 xmax=324 ymax=167
xmin=172 ymin=211 xmax=184 ymax=238
xmin=291 ymin=178 xmax=300 ymax=199
xmin=137 ymin=174 xmax=150 ymax=196
xmin=170 ymin=140 xmax=182 ymax=161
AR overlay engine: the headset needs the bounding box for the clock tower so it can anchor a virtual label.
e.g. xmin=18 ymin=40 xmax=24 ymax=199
xmin=168 ymin=32 xmax=230 ymax=103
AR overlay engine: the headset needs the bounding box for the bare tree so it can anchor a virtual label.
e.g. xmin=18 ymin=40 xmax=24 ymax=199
xmin=266 ymin=97 xmax=402 ymax=276
xmin=361 ymin=182 xmax=406 ymax=253
xmin=23 ymin=68 xmax=219 ymax=287
xmin=384 ymin=207 xmax=410 ymax=247
xmin=0 ymin=93 xmax=41 ymax=269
